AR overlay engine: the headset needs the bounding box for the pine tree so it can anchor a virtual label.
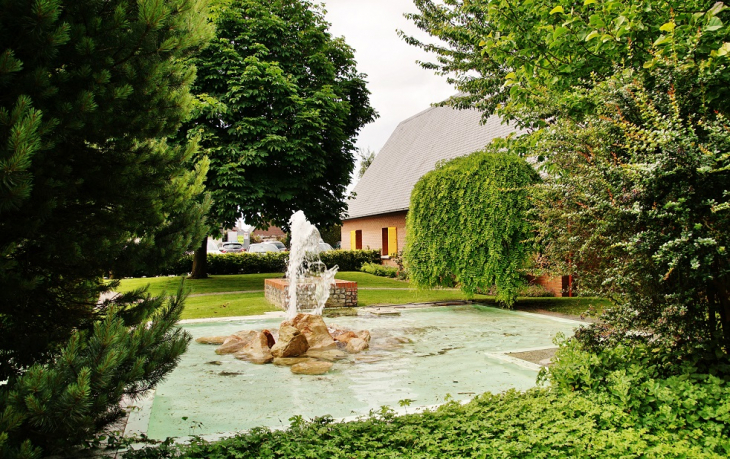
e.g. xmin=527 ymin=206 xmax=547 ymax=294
xmin=0 ymin=0 xmax=213 ymax=454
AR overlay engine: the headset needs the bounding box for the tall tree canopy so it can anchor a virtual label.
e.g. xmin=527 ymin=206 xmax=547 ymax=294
xmin=0 ymin=0 xmax=212 ymax=455
xmin=405 ymin=0 xmax=730 ymax=127
xmin=184 ymin=0 xmax=376 ymax=276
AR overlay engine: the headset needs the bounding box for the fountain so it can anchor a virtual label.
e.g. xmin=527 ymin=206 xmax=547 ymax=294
xmin=197 ymin=211 xmax=368 ymax=375
xmin=285 ymin=211 xmax=339 ymax=317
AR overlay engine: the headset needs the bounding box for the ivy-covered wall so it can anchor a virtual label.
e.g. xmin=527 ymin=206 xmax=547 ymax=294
xmin=405 ymin=150 xmax=539 ymax=305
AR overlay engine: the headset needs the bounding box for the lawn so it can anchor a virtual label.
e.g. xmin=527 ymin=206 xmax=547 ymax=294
xmin=182 ymin=292 xmax=277 ymax=320
xmin=115 ymin=273 xmax=278 ymax=296
xmin=116 ymin=272 xmax=608 ymax=320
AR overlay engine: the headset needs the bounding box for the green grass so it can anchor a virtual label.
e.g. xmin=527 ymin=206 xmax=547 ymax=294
xmin=116 ymin=273 xmax=281 ymax=296
xmin=358 ymin=289 xmax=490 ymax=306
xmin=115 ymin=272 xmax=609 ymax=320
xmin=499 ymin=297 xmax=609 ymax=318
xmin=335 ymin=271 xmax=412 ymax=288
xmin=181 ymin=293 xmax=277 ymax=320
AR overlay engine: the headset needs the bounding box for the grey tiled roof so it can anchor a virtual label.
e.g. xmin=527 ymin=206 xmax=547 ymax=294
xmin=346 ymin=105 xmax=518 ymax=220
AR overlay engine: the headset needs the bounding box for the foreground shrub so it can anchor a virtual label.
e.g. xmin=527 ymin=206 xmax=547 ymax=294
xmin=1 ymin=285 xmax=191 ymax=459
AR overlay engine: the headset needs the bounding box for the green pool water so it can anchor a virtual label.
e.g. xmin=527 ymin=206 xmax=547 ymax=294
xmin=142 ymin=305 xmax=582 ymax=439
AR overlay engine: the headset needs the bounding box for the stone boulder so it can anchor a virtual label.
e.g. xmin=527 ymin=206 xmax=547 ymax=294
xmin=332 ymin=330 xmax=357 ymax=344
xmin=195 ymin=336 xmax=228 ymax=345
xmin=346 ymin=337 xmax=369 ymax=354
xmin=273 ymin=357 xmax=311 ymax=366
xmin=262 ymin=329 xmax=276 ymax=348
xmin=215 ymin=330 xmax=257 ymax=355
xmin=291 ymin=360 xmax=333 ymax=375
xmin=356 ymin=330 xmax=371 ymax=343
xmin=305 ymin=348 xmax=348 ymax=361
xmin=271 ymin=324 xmax=309 ymax=358
xmin=289 ymin=313 xmax=336 ymax=350
xmin=234 ymin=331 xmax=273 ymax=364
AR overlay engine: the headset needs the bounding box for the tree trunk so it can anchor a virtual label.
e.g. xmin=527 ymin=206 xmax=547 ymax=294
xmin=190 ymin=237 xmax=208 ymax=279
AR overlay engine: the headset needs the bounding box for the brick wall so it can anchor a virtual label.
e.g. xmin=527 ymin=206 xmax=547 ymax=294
xmin=341 ymin=211 xmax=407 ymax=266
xmin=527 ymin=275 xmax=574 ymax=297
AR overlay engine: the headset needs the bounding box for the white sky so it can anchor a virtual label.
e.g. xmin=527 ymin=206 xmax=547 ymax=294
xmin=319 ymin=0 xmax=454 ymax=157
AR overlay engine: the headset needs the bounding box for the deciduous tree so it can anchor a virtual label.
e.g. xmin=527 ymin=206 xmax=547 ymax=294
xmin=404 ymin=0 xmax=730 ymax=127
xmin=184 ymin=0 xmax=376 ymax=277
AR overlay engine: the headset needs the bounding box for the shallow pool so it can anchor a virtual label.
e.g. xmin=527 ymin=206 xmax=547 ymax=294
xmin=141 ymin=305 xmax=581 ymax=439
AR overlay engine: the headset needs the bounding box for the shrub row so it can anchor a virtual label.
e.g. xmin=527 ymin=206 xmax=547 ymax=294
xmin=139 ymin=250 xmax=381 ymax=277
xmin=359 ymin=262 xmax=398 ymax=278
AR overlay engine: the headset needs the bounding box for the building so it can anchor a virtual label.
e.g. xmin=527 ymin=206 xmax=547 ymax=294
xmin=341 ymin=103 xmax=571 ymax=296
xmin=252 ymin=225 xmax=286 ymax=240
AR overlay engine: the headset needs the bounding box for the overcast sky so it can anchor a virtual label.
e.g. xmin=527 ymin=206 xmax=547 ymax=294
xmin=320 ymin=0 xmax=454 ymax=157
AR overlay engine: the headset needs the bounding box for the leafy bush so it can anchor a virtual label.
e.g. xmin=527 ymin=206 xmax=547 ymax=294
xmin=405 ymin=150 xmax=538 ymax=305
xmin=359 ymin=262 xmax=398 ymax=278
xmin=138 ymin=250 xmax=381 ymax=277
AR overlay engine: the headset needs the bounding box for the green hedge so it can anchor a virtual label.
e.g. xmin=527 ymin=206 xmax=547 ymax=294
xmin=139 ymin=250 xmax=381 ymax=277
xmin=359 ymin=262 xmax=398 ymax=278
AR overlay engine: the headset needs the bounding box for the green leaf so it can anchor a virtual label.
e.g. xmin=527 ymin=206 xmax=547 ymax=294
xmin=585 ymin=30 xmax=600 ymax=41
xmin=550 ymin=6 xmax=565 ymax=15
xmin=717 ymin=42 xmax=730 ymax=56
xmin=654 ymin=35 xmax=672 ymax=46
xmin=706 ymin=16 xmax=723 ymax=31
xmin=584 ymin=0 xmax=597 ymax=5
xmin=659 ymin=22 xmax=675 ymax=32
xmin=708 ymin=2 xmax=727 ymax=17
xmin=553 ymin=26 xmax=569 ymax=40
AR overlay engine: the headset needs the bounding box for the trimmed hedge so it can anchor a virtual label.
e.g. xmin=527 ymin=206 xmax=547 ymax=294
xmin=139 ymin=250 xmax=381 ymax=277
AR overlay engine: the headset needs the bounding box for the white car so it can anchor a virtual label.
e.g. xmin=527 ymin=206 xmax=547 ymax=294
xmin=248 ymin=242 xmax=281 ymax=254
xmin=266 ymin=240 xmax=287 ymax=252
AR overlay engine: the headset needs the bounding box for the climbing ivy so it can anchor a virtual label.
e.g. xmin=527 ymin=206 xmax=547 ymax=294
xmin=405 ymin=150 xmax=538 ymax=305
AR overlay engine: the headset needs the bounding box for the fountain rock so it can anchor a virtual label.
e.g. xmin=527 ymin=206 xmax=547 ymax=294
xmin=287 ymin=313 xmax=336 ymax=350
xmin=195 ymin=336 xmax=228 ymax=345
xmin=346 ymin=338 xmax=369 ymax=354
xmin=357 ymin=330 xmax=372 ymax=343
xmin=262 ymin=329 xmax=276 ymax=348
xmin=215 ymin=331 xmax=257 ymax=355
xmin=305 ymin=348 xmax=348 ymax=361
xmin=271 ymin=324 xmax=309 ymax=358
xmin=332 ymin=330 xmax=357 ymax=344
xmin=272 ymin=357 xmax=311 ymax=366
xmin=234 ymin=331 xmax=273 ymax=364
xmin=291 ymin=360 xmax=333 ymax=375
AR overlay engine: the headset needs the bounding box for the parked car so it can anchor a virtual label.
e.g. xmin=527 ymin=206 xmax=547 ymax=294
xmin=220 ymin=242 xmax=245 ymax=253
xmin=267 ymin=240 xmax=287 ymax=252
xmin=248 ymin=242 xmax=280 ymax=254
xmin=207 ymin=239 xmax=221 ymax=255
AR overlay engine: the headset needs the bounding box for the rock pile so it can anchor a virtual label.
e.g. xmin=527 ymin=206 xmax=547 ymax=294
xmin=196 ymin=313 xmax=370 ymax=375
